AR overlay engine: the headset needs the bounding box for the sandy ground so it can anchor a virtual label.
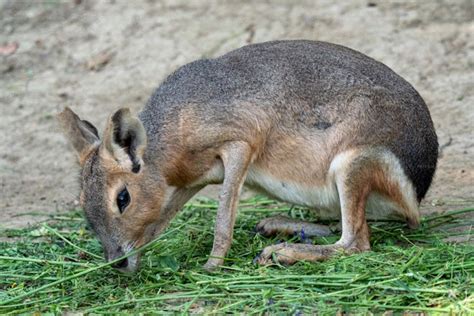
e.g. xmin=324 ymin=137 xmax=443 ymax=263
xmin=1 ymin=0 xmax=473 ymax=229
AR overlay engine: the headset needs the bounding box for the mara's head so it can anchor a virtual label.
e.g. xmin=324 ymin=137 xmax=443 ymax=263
xmin=58 ymin=107 xmax=166 ymax=273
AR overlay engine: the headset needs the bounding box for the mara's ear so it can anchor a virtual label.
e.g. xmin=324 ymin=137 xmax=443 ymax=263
xmin=57 ymin=107 xmax=100 ymax=164
xmin=102 ymin=108 xmax=146 ymax=173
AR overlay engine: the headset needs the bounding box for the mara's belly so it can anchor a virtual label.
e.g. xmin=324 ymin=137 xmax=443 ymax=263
xmin=245 ymin=166 xmax=339 ymax=209
xmin=245 ymin=166 xmax=405 ymax=221
xmin=193 ymin=157 xmax=403 ymax=220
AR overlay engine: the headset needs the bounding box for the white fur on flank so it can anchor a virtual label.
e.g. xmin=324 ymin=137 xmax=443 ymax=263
xmin=246 ymin=148 xmax=419 ymax=222
xmin=246 ymin=167 xmax=339 ymax=210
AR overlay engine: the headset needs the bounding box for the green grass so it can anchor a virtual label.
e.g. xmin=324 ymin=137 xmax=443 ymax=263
xmin=0 ymin=197 xmax=473 ymax=314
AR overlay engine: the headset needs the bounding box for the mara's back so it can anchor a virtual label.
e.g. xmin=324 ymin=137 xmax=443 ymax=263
xmin=145 ymin=40 xmax=426 ymax=116
xmin=140 ymin=40 xmax=438 ymax=201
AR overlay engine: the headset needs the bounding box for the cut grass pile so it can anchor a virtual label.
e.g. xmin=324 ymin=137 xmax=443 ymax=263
xmin=0 ymin=197 xmax=473 ymax=314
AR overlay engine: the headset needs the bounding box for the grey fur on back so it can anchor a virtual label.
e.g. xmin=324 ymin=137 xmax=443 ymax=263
xmin=139 ymin=40 xmax=438 ymax=201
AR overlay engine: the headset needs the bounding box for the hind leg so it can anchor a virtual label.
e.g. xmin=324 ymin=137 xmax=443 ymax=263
xmin=256 ymin=182 xmax=370 ymax=265
xmin=257 ymin=149 xmax=413 ymax=264
xmin=256 ymin=215 xmax=333 ymax=237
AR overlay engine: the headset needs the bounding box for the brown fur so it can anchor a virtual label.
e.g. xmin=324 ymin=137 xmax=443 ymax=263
xmin=255 ymin=130 xmax=331 ymax=186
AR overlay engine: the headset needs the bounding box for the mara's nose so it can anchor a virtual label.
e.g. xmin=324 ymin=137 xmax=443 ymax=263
xmin=108 ymin=247 xmax=128 ymax=269
xmin=112 ymin=257 xmax=128 ymax=269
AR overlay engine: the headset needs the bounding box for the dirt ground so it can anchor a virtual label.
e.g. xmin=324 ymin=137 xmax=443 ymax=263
xmin=1 ymin=0 xmax=473 ymax=229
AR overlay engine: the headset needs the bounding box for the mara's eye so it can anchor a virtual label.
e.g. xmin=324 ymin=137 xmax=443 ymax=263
xmin=117 ymin=188 xmax=130 ymax=214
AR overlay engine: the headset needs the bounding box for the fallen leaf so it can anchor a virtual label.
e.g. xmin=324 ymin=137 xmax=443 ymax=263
xmin=86 ymin=50 xmax=114 ymax=71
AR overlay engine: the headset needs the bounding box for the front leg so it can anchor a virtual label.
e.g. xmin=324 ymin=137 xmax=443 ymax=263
xmin=203 ymin=141 xmax=253 ymax=271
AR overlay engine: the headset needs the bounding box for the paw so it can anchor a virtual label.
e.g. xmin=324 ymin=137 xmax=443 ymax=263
xmin=255 ymin=243 xmax=341 ymax=265
xmin=203 ymin=258 xmax=223 ymax=271
xmin=255 ymin=215 xmax=291 ymax=236
xmin=255 ymin=243 xmax=298 ymax=266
